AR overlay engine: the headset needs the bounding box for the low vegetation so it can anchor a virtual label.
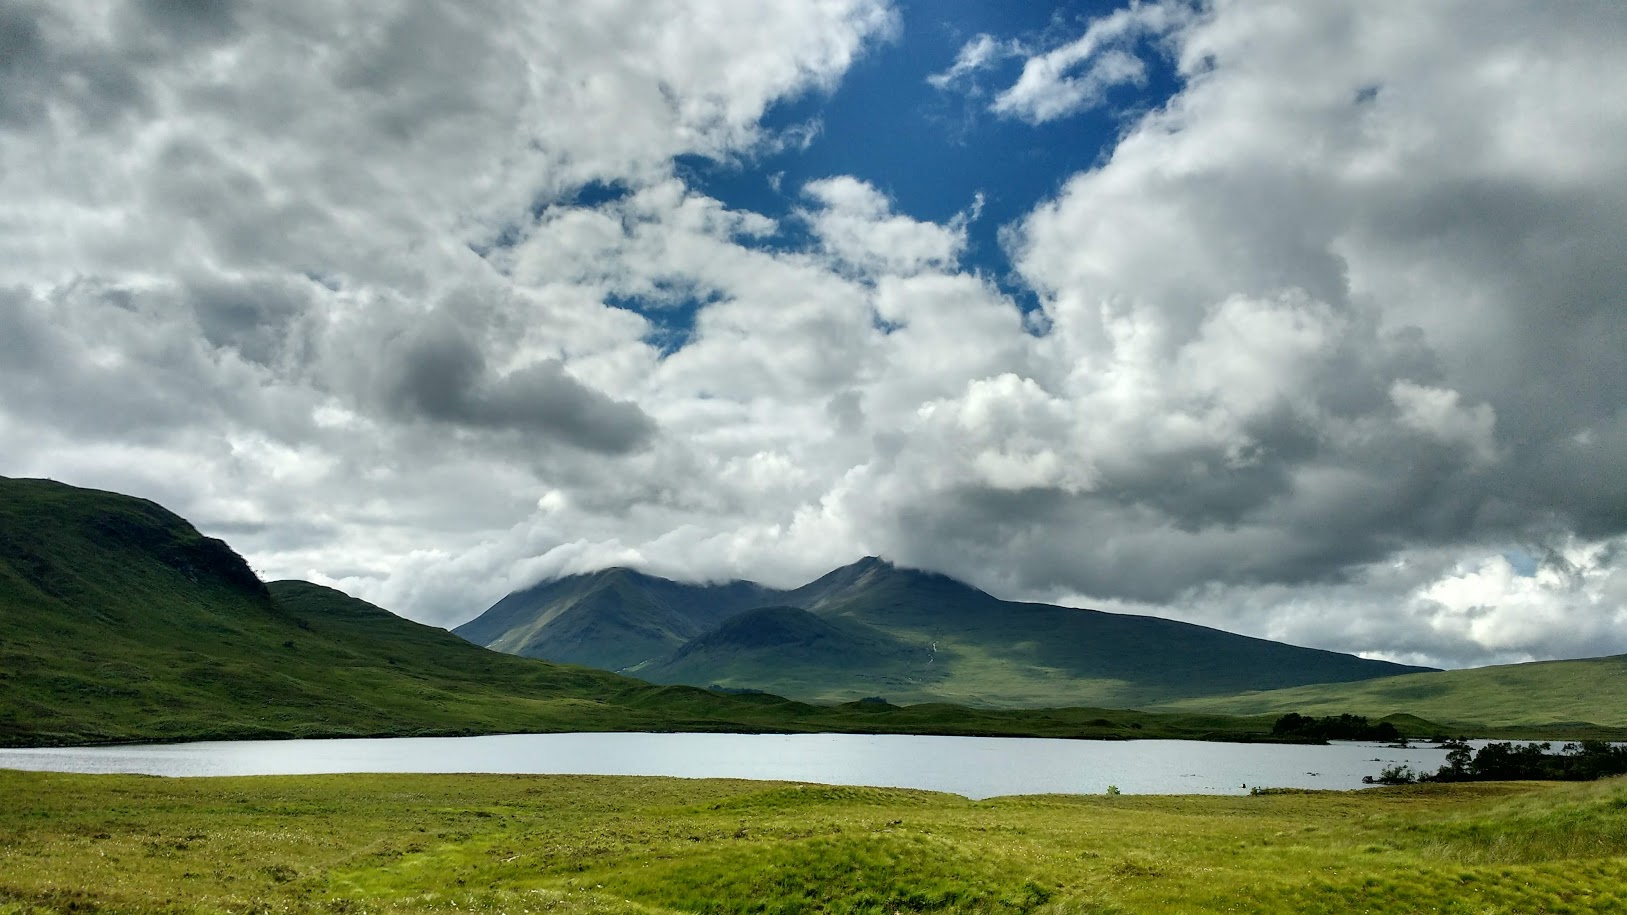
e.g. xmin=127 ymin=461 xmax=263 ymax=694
xmin=1271 ymin=712 xmax=1400 ymax=742
xmin=1 ymin=769 xmax=1625 ymax=913
xmin=1369 ymin=740 xmax=1627 ymax=786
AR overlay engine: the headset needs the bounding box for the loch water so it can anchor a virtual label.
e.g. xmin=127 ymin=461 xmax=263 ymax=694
xmin=0 ymin=732 xmax=1461 ymax=798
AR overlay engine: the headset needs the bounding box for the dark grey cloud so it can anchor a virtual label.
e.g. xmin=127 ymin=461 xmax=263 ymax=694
xmin=0 ymin=283 xmax=296 ymax=441
xmin=130 ymin=0 xmax=243 ymax=44
xmin=383 ymin=324 xmax=656 ymax=455
xmin=182 ymin=275 xmax=313 ymax=370
xmin=0 ymin=1 xmax=150 ymax=128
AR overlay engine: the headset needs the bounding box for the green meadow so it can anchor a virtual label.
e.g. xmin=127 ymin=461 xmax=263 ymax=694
xmin=2 ymin=769 xmax=1625 ymax=914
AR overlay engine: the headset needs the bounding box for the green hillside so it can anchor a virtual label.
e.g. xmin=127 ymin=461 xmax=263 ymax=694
xmin=631 ymin=605 xmax=943 ymax=697
xmin=1161 ymin=655 xmax=1627 ymax=730
xmin=0 ymin=477 xmax=815 ymax=745
xmin=0 ymin=476 xmax=1297 ymax=746
xmin=465 ymin=556 xmax=1430 ymax=708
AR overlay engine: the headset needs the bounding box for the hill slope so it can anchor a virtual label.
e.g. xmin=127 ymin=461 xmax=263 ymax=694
xmin=632 ymin=606 xmax=941 ymax=698
xmin=464 ymin=556 xmax=1430 ymax=707
xmin=1159 ymin=654 xmax=1627 ymax=729
xmin=0 ymin=477 xmax=816 ymax=745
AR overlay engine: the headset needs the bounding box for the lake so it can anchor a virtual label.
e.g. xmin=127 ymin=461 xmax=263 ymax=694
xmin=0 ymin=733 xmax=1456 ymax=798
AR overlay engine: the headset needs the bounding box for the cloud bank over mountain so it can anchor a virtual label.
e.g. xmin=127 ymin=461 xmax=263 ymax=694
xmin=3 ymin=0 xmax=1624 ymax=668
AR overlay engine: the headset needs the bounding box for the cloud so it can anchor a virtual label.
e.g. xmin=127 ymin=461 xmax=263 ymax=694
xmin=867 ymin=0 xmax=1627 ymax=660
xmin=956 ymin=0 xmax=1627 ymax=651
xmin=1389 ymin=381 xmax=1500 ymax=468
xmin=926 ymin=33 xmax=1022 ymax=91
xmin=990 ymin=0 xmax=1197 ymax=123
xmin=0 ymin=0 xmax=900 ymax=615
xmin=801 ymin=177 xmax=968 ymax=276
xmin=379 ymin=317 xmax=657 ymax=454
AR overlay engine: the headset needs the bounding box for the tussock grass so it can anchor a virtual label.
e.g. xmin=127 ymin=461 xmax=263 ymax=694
xmin=1 ymin=770 xmax=1624 ymax=914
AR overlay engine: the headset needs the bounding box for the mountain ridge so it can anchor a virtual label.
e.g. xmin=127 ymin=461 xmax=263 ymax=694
xmin=452 ymin=565 xmax=781 ymax=670
xmin=459 ymin=555 xmax=1433 ymax=707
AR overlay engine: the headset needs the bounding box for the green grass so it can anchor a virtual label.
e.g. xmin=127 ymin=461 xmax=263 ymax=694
xmin=1 ymin=769 xmax=1625 ymax=913
xmin=1161 ymin=656 xmax=1627 ymax=732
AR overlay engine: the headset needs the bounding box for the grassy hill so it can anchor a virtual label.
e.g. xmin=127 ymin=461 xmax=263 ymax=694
xmin=0 ymin=477 xmax=817 ymax=745
xmin=466 ymin=556 xmax=1430 ymax=708
xmin=0 ymin=476 xmax=1299 ymax=747
xmin=1160 ymin=655 xmax=1627 ymax=731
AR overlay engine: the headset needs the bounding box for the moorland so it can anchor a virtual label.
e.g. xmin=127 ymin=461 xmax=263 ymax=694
xmin=2 ymin=768 xmax=1626 ymax=914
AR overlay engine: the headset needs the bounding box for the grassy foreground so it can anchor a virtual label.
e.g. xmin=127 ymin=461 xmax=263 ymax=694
xmin=2 ymin=770 xmax=1625 ymax=914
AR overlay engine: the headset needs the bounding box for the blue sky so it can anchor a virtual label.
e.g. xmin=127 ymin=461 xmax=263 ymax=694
xmin=671 ymin=1 xmax=1186 ymax=314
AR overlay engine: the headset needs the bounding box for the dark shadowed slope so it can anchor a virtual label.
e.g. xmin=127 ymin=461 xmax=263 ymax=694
xmin=630 ymin=605 xmax=942 ymax=699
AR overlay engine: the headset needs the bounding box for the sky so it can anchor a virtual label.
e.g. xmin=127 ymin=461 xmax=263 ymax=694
xmin=2 ymin=0 xmax=1625 ymax=670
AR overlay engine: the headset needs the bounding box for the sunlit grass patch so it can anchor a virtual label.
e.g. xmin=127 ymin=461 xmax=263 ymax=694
xmin=594 ymin=832 xmax=1054 ymax=914
xmin=1401 ymin=777 xmax=1627 ymax=864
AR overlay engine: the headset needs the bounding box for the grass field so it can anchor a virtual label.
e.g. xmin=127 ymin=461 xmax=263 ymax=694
xmin=1 ymin=769 xmax=1624 ymax=914
xmin=1163 ymin=655 xmax=1627 ymax=731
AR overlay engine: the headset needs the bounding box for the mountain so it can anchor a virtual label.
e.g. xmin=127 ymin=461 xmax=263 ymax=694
xmin=1158 ymin=654 xmax=1627 ymax=730
xmin=463 ymin=556 xmax=1431 ymax=707
xmin=0 ymin=476 xmax=824 ymax=746
xmin=452 ymin=567 xmax=779 ymax=670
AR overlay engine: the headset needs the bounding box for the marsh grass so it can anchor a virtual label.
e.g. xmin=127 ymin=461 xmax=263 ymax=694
xmin=2 ymin=770 xmax=1624 ymax=914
